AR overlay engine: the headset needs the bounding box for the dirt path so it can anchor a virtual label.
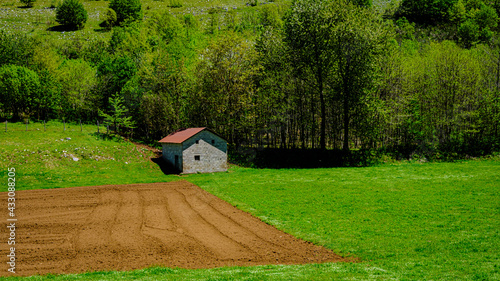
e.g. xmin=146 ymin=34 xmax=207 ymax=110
xmin=0 ymin=181 xmax=350 ymax=277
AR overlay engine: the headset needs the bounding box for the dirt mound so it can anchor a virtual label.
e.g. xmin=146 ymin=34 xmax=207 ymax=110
xmin=1 ymin=181 xmax=350 ymax=277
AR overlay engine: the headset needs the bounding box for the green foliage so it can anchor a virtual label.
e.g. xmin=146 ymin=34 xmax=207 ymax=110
xmin=283 ymin=0 xmax=386 ymax=151
xmin=395 ymin=16 xmax=415 ymax=40
xmin=398 ymin=0 xmax=458 ymax=24
xmin=49 ymin=0 xmax=61 ymax=8
xmin=458 ymin=19 xmax=480 ymax=47
xmin=97 ymin=56 xmax=137 ymax=110
xmin=55 ymin=0 xmax=88 ymax=30
xmin=474 ymin=3 xmax=498 ymax=30
xmin=148 ymin=11 xmax=182 ymax=43
xmin=182 ymin=13 xmax=198 ymax=37
xmin=350 ymin=0 xmax=371 ymax=7
xmin=20 ymin=0 xmax=36 ymax=7
xmin=56 ymin=59 xmax=97 ymax=119
xmin=0 ymin=31 xmax=36 ymax=68
xmin=448 ymin=0 xmax=467 ymax=23
xmin=182 ymin=14 xmax=197 ymax=30
xmin=0 ymin=64 xmax=41 ymax=120
xmin=260 ymin=4 xmax=283 ymax=29
xmin=108 ymin=23 xmax=150 ymax=58
xmin=247 ymin=0 xmax=258 ymax=7
xmin=100 ymin=8 xmax=117 ymax=30
xmin=99 ymin=93 xmax=135 ymax=134
xmin=167 ymin=0 xmax=182 ymax=8
xmin=37 ymin=70 xmax=61 ymax=120
xmin=109 ymin=0 xmax=143 ymax=24
xmin=190 ymin=31 xmax=258 ymax=145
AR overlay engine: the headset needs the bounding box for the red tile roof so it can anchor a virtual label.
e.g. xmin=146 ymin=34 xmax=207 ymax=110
xmin=158 ymin=127 xmax=208 ymax=144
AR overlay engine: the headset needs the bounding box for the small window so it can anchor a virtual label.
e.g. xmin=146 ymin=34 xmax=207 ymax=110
xmin=196 ymin=140 xmax=199 ymax=144
xmin=211 ymin=140 xmax=215 ymax=145
xmin=194 ymin=155 xmax=200 ymax=161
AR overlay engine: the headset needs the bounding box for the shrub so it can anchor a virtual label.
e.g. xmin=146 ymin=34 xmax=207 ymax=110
xmin=55 ymin=0 xmax=88 ymax=30
xmin=247 ymin=0 xmax=258 ymax=6
xmin=100 ymin=8 xmax=117 ymax=30
xmin=457 ymin=19 xmax=480 ymax=48
xmin=474 ymin=3 xmax=498 ymax=30
xmin=167 ymin=0 xmax=182 ymax=8
xmin=109 ymin=0 xmax=142 ymax=24
xmin=260 ymin=4 xmax=282 ymax=29
xmin=397 ymin=0 xmax=457 ymax=24
xmin=49 ymin=0 xmax=61 ymax=9
xmin=20 ymin=0 xmax=36 ymax=8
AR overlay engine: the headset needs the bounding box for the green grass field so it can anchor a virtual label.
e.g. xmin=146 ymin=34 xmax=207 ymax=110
xmin=0 ymin=121 xmax=180 ymax=189
xmin=1 ymin=122 xmax=499 ymax=280
xmin=0 ymin=0 xmax=395 ymax=44
xmin=0 ymin=0 xmax=288 ymax=43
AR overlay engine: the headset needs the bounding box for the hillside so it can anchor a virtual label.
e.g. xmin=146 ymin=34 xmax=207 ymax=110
xmin=0 ymin=121 xmax=178 ymax=190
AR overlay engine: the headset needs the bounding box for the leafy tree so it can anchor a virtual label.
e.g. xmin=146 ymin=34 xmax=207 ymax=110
xmin=109 ymin=0 xmax=142 ymax=24
xmin=0 ymin=64 xmax=41 ymax=120
xmin=397 ymin=0 xmax=458 ymax=24
xmin=284 ymin=0 xmax=385 ymax=151
xmin=474 ymin=3 xmax=498 ymax=30
xmin=284 ymin=0 xmax=335 ymax=150
xmin=37 ymin=70 xmax=62 ymax=120
xmin=448 ymin=0 xmax=467 ymax=23
xmin=148 ymin=11 xmax=182 ymax=43
xmin=97 ymin=56 xmax=137 ymax=110
xmin=55 ymin=0 xmax=88 ymax=30
xmin=57 ymin=59 xmax=97 ymax=119
xmin=260 ymin=4 xmax=283 ymax=29
xmin=458 ymin=19 xmax=480 ymax=47
xmin=396 ymin=16 xmax=416 ymax=41
xmin=191 ymin=32 xmax=258 ymax=145
xmin=331 ymin=2 xmax=386 ymax=152
xmin=99 ymin=93 xmax=135 ymax=134
xmin=0 ymin=31 xmax=36 ymax=68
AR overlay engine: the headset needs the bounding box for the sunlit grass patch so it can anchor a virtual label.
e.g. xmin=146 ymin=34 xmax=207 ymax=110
xmin=0 ymin=121 xmax=177 ymax=190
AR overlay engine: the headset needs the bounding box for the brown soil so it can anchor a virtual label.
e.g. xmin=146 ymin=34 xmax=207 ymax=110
xmin=1 ymin=181 xmax=350 ymax=277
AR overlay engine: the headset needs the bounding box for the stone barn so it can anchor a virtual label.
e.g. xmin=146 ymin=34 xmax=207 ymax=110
xmin=158 ymin=128 xmax=227 ymax=174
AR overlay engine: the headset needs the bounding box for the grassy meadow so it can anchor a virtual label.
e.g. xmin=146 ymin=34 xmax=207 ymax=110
xmin=0 ymin=121 xmax=179 ymax=189
xmin=1 ymin=121 xmax=499 ymax=280
xmin=0 ymin=0 xmax=395 ymax=44
xmin=0 ymin=0 xmax=289 ymax=43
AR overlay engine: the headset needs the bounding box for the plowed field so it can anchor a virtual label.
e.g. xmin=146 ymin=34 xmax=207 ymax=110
xmin=1 ymin=181 xmax=348 ymax=277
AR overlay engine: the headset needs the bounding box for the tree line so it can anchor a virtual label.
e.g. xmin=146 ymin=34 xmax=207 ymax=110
xmin=1 ymin=0 xmax=499 ymax=160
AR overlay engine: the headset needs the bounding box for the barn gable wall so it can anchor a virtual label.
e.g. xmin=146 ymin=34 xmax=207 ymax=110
xmin=182 ymin=130 xmax=227 ymax=174
xmin=162 ymin=143 xmax=183 ymax=171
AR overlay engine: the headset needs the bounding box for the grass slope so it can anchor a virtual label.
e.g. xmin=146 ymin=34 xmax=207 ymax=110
xmin=0 ymin=121 xmax=178 ymax=190
xmin=1 ymin=121 xmax=499 ymax=280
xmin=0 ymin=0 xmax=288 ymax=42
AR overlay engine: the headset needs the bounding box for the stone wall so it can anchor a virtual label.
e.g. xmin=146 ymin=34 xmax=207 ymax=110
xmin=182 ymin=130 xmax=227 ymax=174
xmin=161 ymin=143 xmax=183 ymax=171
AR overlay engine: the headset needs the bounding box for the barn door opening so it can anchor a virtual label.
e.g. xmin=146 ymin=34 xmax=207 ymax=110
xmin=175 ymin=155 xmax=179 ymax=170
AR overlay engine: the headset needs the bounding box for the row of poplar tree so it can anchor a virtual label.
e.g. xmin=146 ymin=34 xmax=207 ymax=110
xmin=1 ymin=0 xmax=499 ymax=158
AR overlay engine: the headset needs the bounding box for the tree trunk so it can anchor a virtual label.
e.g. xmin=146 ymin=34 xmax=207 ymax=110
xmin=343 ymin=93 xmax=349 ymax=152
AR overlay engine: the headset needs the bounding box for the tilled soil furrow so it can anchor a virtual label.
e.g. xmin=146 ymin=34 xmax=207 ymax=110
xmin=0 ymin=181 xmax=349 ymax=277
